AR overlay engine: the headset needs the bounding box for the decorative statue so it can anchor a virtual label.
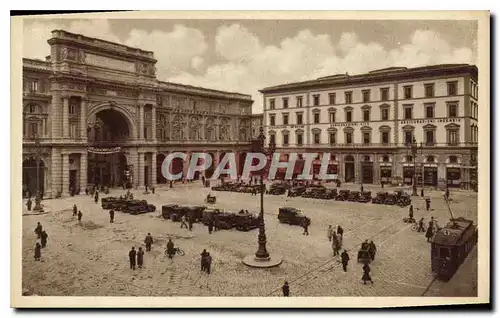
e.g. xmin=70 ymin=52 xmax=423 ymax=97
xmin=61 ymin=48 xmax=68 ymax=60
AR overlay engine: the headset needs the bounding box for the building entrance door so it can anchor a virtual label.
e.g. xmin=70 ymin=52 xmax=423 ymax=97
xmin=345 ymin=163 xmax=355 ymax=182
xmin=144 ymin=166 xmax=150 ymax=187
xmin=361 ymin=162 xmax=374 ymax=184
xmin=69 ymin=170 xmax=78 ymax=193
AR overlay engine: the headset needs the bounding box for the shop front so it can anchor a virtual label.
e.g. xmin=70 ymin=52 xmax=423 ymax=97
xmin=403 ymin=166 xmax=414 ymax=185
xmin=380 ymin=164 xmax=392 ymax=185
xmin=361 ymin=161 xmax=374 ymax=184
xmin=423 ymin=165 xmax=438 ymax=186
xmin=446 ymin=166 xmax=462 ymax=188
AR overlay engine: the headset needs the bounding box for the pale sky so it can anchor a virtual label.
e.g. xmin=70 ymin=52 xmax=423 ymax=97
xmin=23 ymin=19 xmax=477 ymax=113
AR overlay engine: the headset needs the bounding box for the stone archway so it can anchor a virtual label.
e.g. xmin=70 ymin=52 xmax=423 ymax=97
xmin=344 ymin=155 xmax=355 ymax=182
xmin=87 ymin=102 xmax=138 ymax=140
xmin=156 ymin=153 xmax=167 ymax=184
xmin=22 ymin=157 xmax=45 ymax=198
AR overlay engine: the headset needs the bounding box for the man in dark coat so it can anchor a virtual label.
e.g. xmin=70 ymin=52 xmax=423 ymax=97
xmin=362 ymin=264 xmax=373 ymax=284
xmin=188 ymin=216 xmax=193 ymax=231
xmin=200 ymin=249 xmax=208 ymax=272
xmin=282 ymin=281 xmax=290 ymax=297
xmin=417 ymin=217 xmax=425 ymax=232
xmin=73 ymin=204 xmax=78 ymax=217
xmin=368 ymin=241 xmax=377 ymax=261
xmin=425 ymin=197 xmax=431 ymax=211
xmin=166 ymin=239 xmax=175 ymax=259
xmin=34 ymin=242 xmax=41 ymax=261
xmin=445 ymin=188 xmax=450 ymax=200
xmin=137 ymin=247 xmax=144 ymax=269
xmin=361 ymin=240 xmax=369 ymax=250
xmin=360 ymin=185 xmax=364 ymax=193
xmin=409 ymin=205 xmax=414 ymax=219
xmin=206 ymin=252 xmax=213 ymax=274
xmin=27 ymin=198 xmax=32 ymax=211
xmin=34 ymin=222 xmax=42 ymax=239
xmin=421 ymin=188 xmax=424 ymax=197
xmin=94 ymin=191 xmax=99 ymax=204
xmin=40 ymin=230 xmax=48 ymax=248
xmin=85 ymin=187 xmax=89 ymax=195
xmin=78 ymin=210 xmax=83 ymax=223
xmin=109 ymin=209 xmax=115 ymax=223
xmin=425 ymin=224 xmax=434 ymax=242
xmin=341 ymin=250 xmax=350 ymax=272
xmin=208 ymin=220 xmax=214 ymax=234
xmin=337 ymin=225 xmax=344 ymax=239
xmin=302 ymin=218 xmax=310 ymax=236
xmin=144 ymin=233 xmax=153 ymax=251
xmin=151 ymin=186 xmax=155 ymax=194
xmin=129 ymin=247 xmax=136 ymax=270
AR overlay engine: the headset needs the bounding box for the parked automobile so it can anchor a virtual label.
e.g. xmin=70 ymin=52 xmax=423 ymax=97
xmin=358 ymin=191 xmax=372 ymax=203
xmin=347 ymin=191 xmax=361 ymax=202
xmin=372 ymin=192 xmax=388 ymax=204
xmin=289 ymin=186 xmax=307 ymax=197
xmin=278 ymin=207 xmax=310 ymax=226
xmin=234 ymin=211 xmax=260 ymax=231
xmin=268 ymin=183 xmax=287 ymax=195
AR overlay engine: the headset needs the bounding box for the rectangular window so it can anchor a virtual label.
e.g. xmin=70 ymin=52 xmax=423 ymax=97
xmin=382 ymin=132 xmax=389 ymax=144
xmin=380 ymin=88 xmax=389 ymax=101
xmin=329 ymin=93 xmax=336 ymax=105
xmin=447 ymin=81 xmax=458 ymax=96
xmin=296 ymin=96 xmax=303 ymax=108
xmin=269 ymin=99 xmax=275 ymax=110
xmin=313 ymin=95 xmax=320 ymax=106
xmin=363 ymin=110 xmax=370 ymax=122
xmin=297 ymin=134 xmax=303 ymax=146
xmin=313 ymin=113 xmax=320 ymax=124
xmin=424 ymin=83 xmax=435 ymax=98
xmin=329 ymin=112 xmax=336 ymax=123
xmin=404 ymin=131 xmax=413 ymax=144
xmin=144 ymin=127 xmax=148 ymax=139
xmin=70 ymin=123 xmax=77 ymax=139
xmin=313 ymin=133 xmax=320 ymax=144
xmin=448 ymin=130 xmax=458 ymax=145
xmin=362 ymin=90 xmax=370 ymax=103
xmin=29 ymin=122 xmax=38 ymax=137
xmin=269 ymin=115 xmax=275 ymax=126
xmin=283 ymin=98 xmax=289 ymax=109
xmin=329 ymin=133 xmax=336 ymax=145
xmin=270 ymin=134 xmax=276 ymax=145
xmin=363 ymin=132 xmax=370 ymax=144
xmin=346 ymin=111 xmax=352 ymax=122
xmin=345 ymin=91 xmax=352 ymax=104
xmin=296 ymin=113 xmax=303 ymax=125
xmin=30 ymin=80 xmax=38 ymax=93
xmin=345 ymin=132 xmax=353 ymax=144
xmin=283 ymin=134 xmax=289 ymax=146
xmin=426 ymin=130 xmax=435 ymax=145
xmin=448 ymin=103 xmax=458 ymax=117
xmin=404 ymin=86 xmax=412 ymax=99
xmin=425 ymin=105 xmax=434 ymax=119
xmin=381 ymin=108 xmax=389 ymax=120
xmin=282 ymin=114 xmax=289 ymax=125
xmin=404 ymin=107 xmax=413 ymax=120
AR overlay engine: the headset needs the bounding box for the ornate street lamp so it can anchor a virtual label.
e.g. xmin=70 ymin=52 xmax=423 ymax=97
xmin=408 ymin=137 xmax=423 ymax=196
xmin=32 ymin=134 xmax=44 ymax=212
xmin=243 ymin=127 xmax=282 ymax=268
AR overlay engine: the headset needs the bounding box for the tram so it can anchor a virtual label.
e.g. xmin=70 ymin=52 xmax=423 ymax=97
xmin=431 ymin=216 xmax=477 ymax=281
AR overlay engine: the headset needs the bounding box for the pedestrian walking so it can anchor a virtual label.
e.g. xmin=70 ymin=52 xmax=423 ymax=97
xmin=144 ymin=233 xmax=153 ymax=251
xmin=332 ymin=233 xmax=340 ymax=256
xmin=77 ymin=210 xmax=83 ymax=223
xmin=282 ymin=281 xmax=290 ymax=297
xmin=129 ymin=247 xmax=136 ymax=270
xmin=200 ymin=249 xmax=208 ymax=272
xmin=362 ymin=264 xmax=374 ymax=284
xmin=208 ymin=220 xmax=214 ymax=234
xmin=425 ymin=224 xmax=434 ymax=242
xmin=425 ymin=197 xmax=431 ymax=211
xmin=409 ymin=205 xmax=414 ymax=219
xmin=341 ymin=250 xmax=350 ymax=272
xmin=73 ymin=204 xmax=77 ymax=216
xmin=166 ymin=239 xmax=175 ymax=259
xmin=421 ymin=188 xmax=424 ymax=197
xmin=109 ymin=209 xmax=115 ymax=223
xmin=417 ymin=217 xmax=425 ymax=232
xmin=327 ymin=225 xmax=333 ymax=241
xmin=180 ymin=215 xmax=188 ymax=229
xmin=94 ymin=191 xmax=99 ymax=204
xmin=40 ymin=230 xmax=48 ymax=248
xmin=34 ymin=242 xmax=41 ymax=261
xmin=337 ymin=225 xmax=344 ymax=239
xmin=27 ymin=198 xmax=32 ymax=211
xmin=188 ymin=216 xmax=193 ymax=231
xmin=206 ymin=252 xmax=212 ymax=274
xmin=368 ymin=241 xmax=377 ymax=261
xmin=445 ymin=188 xmax=450 ymax=200
xmin=34 ymin=222 xmax=42 ymax=239
xmin=151 ymin=186 xmax=155 ymax=194
xmin=302 ymin=218 xmax=310 ymax=236
xmin=137 ymin=247 xmax=144 ymax=269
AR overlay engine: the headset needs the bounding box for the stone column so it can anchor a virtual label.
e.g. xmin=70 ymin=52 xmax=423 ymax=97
xmin=373 ymin=154 xmax=380 ymax=185
xmin=50 ymin=91 xmax=61 ymax=139
xmin=354 ymin=153 xmax=360 ymax=184
xmin=42 ymin=119 xmax=46 ymax=138
xmin=139 ymin=104 xmax=145 ymax=140
xmin=80 ymin=152 xmax=88 ymax=191
xmin=62 ymin=153 xmax=69 ymax=196
xmin=62 ymin=96 xmax=69 ymax=139
xmin=80 ymin=97 xmax=88 ymax=141
xmin=138 ymin=151 xmax=144 ymax=188
xmin=128 ymin=150 xmax=138 ymax=188
xmin=151 ymin=105 xmax=156 ymax=141
xmin=151 ymin=153 xmax=157 ymax=187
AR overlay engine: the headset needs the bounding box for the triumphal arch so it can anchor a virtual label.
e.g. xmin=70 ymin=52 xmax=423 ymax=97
xmin=22 ymin=30 xmax=253 ymax=198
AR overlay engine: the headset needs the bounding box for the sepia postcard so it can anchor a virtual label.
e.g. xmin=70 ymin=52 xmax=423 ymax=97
xmin=10 ymin=10 xmax=490 ymax=308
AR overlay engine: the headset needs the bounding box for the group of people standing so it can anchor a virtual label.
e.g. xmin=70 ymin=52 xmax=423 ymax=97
xmin=200 ymin=249 xmax=213 ymax=274
xmin=33 ymin=222 xmax=48 ymax=261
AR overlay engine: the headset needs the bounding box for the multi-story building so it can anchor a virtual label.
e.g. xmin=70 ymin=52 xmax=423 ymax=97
xmin=22 ymin=30 xmax=253 ymax=198
xmin=251 ymin=113 xmax=264 ymax=138
xmin=259 ymin=64 xmax=478 ymax=189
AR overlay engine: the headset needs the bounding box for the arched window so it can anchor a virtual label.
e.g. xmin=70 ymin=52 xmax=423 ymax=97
xmin=382 ymin=155 xmax=390 ymax=163
xmin=427 ymin=155 xmax=435 ymax=163
xmin=449 ymin=155 xmax=458 ymax=164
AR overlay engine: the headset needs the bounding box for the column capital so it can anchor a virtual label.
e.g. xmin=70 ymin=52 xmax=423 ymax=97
xmin=61 ymin=93 xmax=71 ymax=99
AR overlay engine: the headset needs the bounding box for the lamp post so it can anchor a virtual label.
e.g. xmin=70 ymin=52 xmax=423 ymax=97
xmin=32 ymin=134 xmax=44 ymax=212
xmin=243 ymin=127 xmax=282 ymax=268
xmin=409 ymin=137 xmax=423 ymax=196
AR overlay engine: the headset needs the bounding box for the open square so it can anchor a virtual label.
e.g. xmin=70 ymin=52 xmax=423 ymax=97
xmin=22 ymin=183 xmax=478 ymax=297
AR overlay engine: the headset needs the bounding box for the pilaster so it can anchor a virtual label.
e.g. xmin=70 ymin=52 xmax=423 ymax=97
xmin=51 ymin=148 xmax=61 ymax=197
xmin=80 ymin=97 xmax=88 ymax=141
xmin=62 ymin=153 xmax=69 ymax=196
xmin=80 ymin=152 xmax=88 ymax=191
xmin=138 ymin=151 xmax=144 ymax=188
xmin=139 ymin=104 xmax=145 ymax=140
xmin=151 ymin=105 xmax=156 ymax=141
xmin=151 ymin=153 xmax=157 ymax=186
xmin=62 ymin=95 xmax=69 ymax=139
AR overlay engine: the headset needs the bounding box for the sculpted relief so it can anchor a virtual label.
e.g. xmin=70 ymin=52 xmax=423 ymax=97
xmin=205 ymin=117 xmax=215 ymax=141
xmin=238 ymin=119 xmax=250 ymax=141
xmin=188 ymin=115 xmax=202 ymax=140
xmin=219 ymin=118 xmax=230 ymax=141
xmin=172 ymin=115 xmax=185 ymax=140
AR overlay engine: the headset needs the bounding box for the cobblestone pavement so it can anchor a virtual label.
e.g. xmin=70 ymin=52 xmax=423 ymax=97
xmin=21 ymin=182 xmax=478 ymax=296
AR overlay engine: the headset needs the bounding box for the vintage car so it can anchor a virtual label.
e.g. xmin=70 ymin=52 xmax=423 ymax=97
xmin=234 ymin=212 xmax=260 ymax=231
xmin=395 ymin=190 xmax=411 ymax=206
xmin=126 ymin=200 xmax=156 ymax=215
xmin=384 ymin=193 xmax=398 ymax=205
xmin=347 ymin=191 xmax=361 ymax=202
xmin=202 ymin=208 xmax=223 ymax=225
xmin=277 ymin=207 xmax=310 ymax=226
xmin=268 ymin=183 xmax=287 ymax=195
xmin=289 ymin=186 xmax=307 ymax=197
xmin=214 ymin=212 xmax=237 ymax=230
xmin=372 ymin=192 xmax=388 ymax=204
xmin=302 ymin=187 xmax=326 ymax=199
xmin=161 ymin=204 xmax=179 ymax=219
xmin=322 ymin=189 xmax=338 ymax=200
xmin=358 ymin=191 xmax=372 ymax=203
xmin=336 ymin=189 xmax=350 ymax=201
xmin=205 ymin=195 xmax=217 ymax=204
xmin=357 ymin=247 xmax=372 ymax=264
xmin=101 ymin=197 xmax=121 ymax=210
